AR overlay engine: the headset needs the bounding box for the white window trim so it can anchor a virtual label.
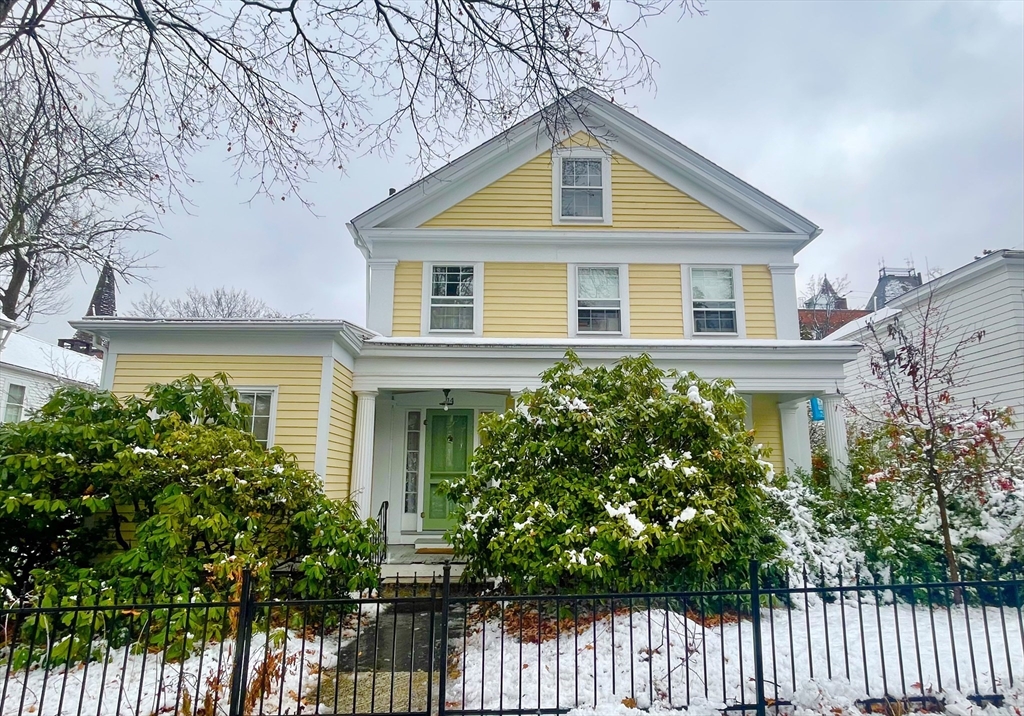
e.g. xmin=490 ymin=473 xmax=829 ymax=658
xmin=568 ymin=263 xmax=630 ymax=337
xmin=421 ymin=262 xmax=484 ymax=336
xmin=3 ymin=383 xmax=26 ymax=423
xmin=234 ymin=385 xmax=279 ymax=448
xmin=552 ymin=148 xmax=613 ymax=225
xmin=681 ymin=264 xmax=747 ymax=338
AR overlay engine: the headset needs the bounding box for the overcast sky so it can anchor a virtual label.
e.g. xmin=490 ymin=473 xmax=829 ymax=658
xmin=23 ymin=0 xmax=1024 ymax=344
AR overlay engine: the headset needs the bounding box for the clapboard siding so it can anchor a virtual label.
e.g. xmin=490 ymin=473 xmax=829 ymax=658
xmin=422 ymin=133 xmax=741 ymax=231
xmin=325 ymin=360 xmax=356 ymax=500
xmin=392 ymin=261 xmax=423 ymax=336
xmin=629 ymin=264 xmax=684 ymax=338
xmin=742 ymin=265 xmax=777 ymax=339
xmin=484 ymin=263 xmax=568 ymax=337
xmin=111 ymin=354 xmax=323 ymax=470
xmin=752 ymin=394 xmax=785 ymax=473
xmin=841 ymin=257 xmax=1024 ymax=442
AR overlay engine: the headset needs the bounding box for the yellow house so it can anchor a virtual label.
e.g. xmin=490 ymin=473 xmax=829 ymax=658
xmin=73 ymin=90 xmax=859 ymax=557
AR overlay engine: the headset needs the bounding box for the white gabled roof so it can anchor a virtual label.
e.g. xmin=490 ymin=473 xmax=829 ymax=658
xmin=349 ymin=88 xmax=820 ymax=244
xmin=0 ymin=331 xmax=103 ymax=386
xmin=825 ymin=249 xmax=1024 ymax=341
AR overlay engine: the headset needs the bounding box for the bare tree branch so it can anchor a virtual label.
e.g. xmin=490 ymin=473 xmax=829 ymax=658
xmin=130 ymin=286 xmax=310 ymax=318
xmin=0 ymin=0 xmax=701 ymax=202
xmin=0 ymin=82 xmax=159 ymax=323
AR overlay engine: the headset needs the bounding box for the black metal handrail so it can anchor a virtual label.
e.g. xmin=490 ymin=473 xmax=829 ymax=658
xmin=373 ymin=499 xmax=389 ymax=568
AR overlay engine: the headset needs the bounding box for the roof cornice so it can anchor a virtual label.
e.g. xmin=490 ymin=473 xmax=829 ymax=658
xmin=69 ymin=317 xmax=376 ymax=355
xmin=361 ymin=336 xmax=861 ymax=363
xmin=360 ymin=227 xmax=809 ymax=250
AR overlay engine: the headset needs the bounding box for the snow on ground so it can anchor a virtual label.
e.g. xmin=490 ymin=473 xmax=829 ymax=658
xmin=0 ymin=604 xmax=383 ymax=716
xmin=450 ymin=603 xmax=1024 ymax=714
xmin=1 ymin=630 xmax=336 ymax=716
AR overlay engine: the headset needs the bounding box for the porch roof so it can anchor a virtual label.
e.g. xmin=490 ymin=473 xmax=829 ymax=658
xmin=353 ymin=337 xmax=861 ymax=395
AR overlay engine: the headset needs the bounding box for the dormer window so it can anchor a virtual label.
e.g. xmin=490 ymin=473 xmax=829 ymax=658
xmin=553 ymin=151 xmax=612 ymax=224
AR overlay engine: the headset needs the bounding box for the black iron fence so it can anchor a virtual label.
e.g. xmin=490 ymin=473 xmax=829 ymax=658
xmin=2 ymin=563 xmax=1023 ymax=716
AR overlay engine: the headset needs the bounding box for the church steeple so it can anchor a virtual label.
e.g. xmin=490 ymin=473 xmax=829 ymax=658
xmin=59 ymin=263 xmax=116 ymax=358
xmin=86 ymin=262 xmax=117 ymax=317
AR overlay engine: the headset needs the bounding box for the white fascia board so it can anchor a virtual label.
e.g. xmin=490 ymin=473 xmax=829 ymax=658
xmin=352 ymin=343 xmax=859 ymax=393
xmin=358 ymin=338 xmax=861 ymax=362
xmin=350 ymin=113 xmax=550 ymax=231
xmin=582 ymin=99 xmax=820 ymax=240
xmin=361 ymin=229 xmax=807 ymax=266
xmin=90 ymin=330 xmax=342 ymax=358
xmin=71 ymin=318 xmax=367 ymax=335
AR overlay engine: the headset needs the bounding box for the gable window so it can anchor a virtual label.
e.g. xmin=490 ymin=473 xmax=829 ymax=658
xmin=554 ymin=151 xmax=611 ymax=224
xmin=430 ymin=265 xmax=475 ymax=331
xmin=691 ymin=267 xmax=738 ymax=334
xmin=237 ymin=389 xmax=275 ymax=447
xmin=561 ymin=158 xmax=603 ymax=218
xmin=576 ymin=266 xmax=622 ymax=333
xmin=3 ymin=384 xmax=26 ymax=423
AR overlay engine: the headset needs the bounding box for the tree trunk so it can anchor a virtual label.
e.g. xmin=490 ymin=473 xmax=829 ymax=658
xmin=934 ymin=476 xmax=962 ymax=604
xmin=1 ymin=251 xmax=29 ymax=321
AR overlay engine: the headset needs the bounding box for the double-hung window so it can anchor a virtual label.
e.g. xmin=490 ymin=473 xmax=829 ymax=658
xmin=3 ymin=384 xmax=26 ymax=423
xmin=691 ymin=268 xmax=738 ymax=334
xmin=555 ymin=151 xmax=611 ymax=223
xmin=237 ymin=389 xmax=275 ymax=447
xmin=576 ymin=266 xmax=622 ymax=333
xmin=561 ymin=158 xmax=604 ymax=219
xmin=429 ymin=265 xmax=475 ymax=331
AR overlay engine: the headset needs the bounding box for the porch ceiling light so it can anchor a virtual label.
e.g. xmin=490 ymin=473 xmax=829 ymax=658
xmin=440 ymin=388 xmax=454 ymax=411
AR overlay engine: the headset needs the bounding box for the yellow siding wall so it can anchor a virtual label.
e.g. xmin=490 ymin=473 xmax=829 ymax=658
xmin=742 ymin=266 xmax=777 ymax=339
xmin=484 ymin=263 xmax=568 ymax=337
xmin=421 ymin=136 xmax=741 ymax=231
xmin=751 ymin=394 xmax=784 ymax=474
xmin=324 ymin=360 xmax=355 ymax=500
xmin=111 ymin=354 xmax=323 ymax=471
xmin=393 ymin=261 xmax=423 ymax=336
xmin=629 ymin=264 xmax=684 ymax=338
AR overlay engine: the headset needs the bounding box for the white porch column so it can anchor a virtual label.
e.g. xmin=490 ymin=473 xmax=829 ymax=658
xmin=351 ymin=390 xmax=378 ymax=519
xmin=779 ymin=400 xmax=812 ymax=475
xmin=821 ymin=393 xmax=849 ymax=485
xmin=366 ymin=259 xmax=398 ymax=336
xmin=768 ymin=263 xmax=801 ymax=340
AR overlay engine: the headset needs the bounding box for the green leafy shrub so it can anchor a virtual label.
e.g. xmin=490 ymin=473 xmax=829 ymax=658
xmin=0 ymin=374 xmax=380 ymax=610
xmin=444 ymin=352 xmax=780 ymax=593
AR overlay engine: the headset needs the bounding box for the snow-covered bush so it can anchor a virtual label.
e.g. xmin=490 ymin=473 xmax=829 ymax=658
xmin=774 ymin=423 xmax=1024 ymax=584
xmin=444 ymin=352 xmax=780 ymax=593
xmin=0 ymin=376 xmax=381 ymax=609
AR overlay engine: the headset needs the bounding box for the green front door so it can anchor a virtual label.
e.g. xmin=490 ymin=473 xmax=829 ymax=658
xmin=423 ymin=409 xmax=472 ymax=531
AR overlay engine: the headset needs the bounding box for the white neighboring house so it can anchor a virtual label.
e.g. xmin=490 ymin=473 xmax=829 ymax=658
xmin=0 ymin=320 xmax=103 ymax=424
xmin=827 ymin=249 xmax=1024 ymax=443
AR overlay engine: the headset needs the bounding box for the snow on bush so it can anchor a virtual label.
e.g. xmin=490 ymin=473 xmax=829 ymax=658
xmin=444 ymin=352 xmax=781 ymax=594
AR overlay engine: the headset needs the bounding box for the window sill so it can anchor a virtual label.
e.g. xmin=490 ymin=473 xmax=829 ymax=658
xmin=557 ymin=216 xmax=608 ymax=224
xmin=427 ymin=329 xmax=477 ymax=335
xmin=575 ymin=331 xmax=624 ymax=337
xmin=692 ymin=332 xmax=740 ymax=338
